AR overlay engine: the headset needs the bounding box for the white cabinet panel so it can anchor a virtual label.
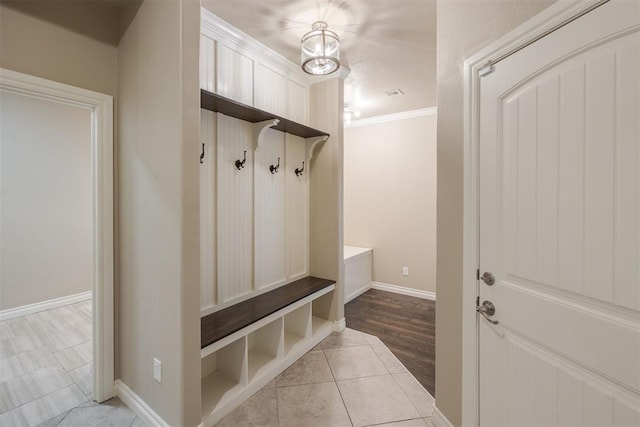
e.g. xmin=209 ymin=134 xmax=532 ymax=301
xmin=217 ymin=44 xmax=253 ymax=106
xmin=285 ymin=134 xmax=308 ymax=279
xmin=254 ymin=63 xmax=287 ymax=117
xmin=200 ymin=110 xmax=217 ymax=311
xmin=254 ymin=129 xmax=286 ymax=289
xmin=200 ymin=34 xmax=216 ymax=92
xmin=287 ymin=80 xmax=308 ymax=125
xmin=217 ymin=115 xmax=254 ymax=302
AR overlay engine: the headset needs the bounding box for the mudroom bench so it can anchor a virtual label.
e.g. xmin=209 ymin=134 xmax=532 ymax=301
xmin=199 ymin=276 xmax=336 ymax=426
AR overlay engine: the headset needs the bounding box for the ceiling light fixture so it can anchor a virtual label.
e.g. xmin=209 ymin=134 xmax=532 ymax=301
xmin=301 ymin=21 xmax=340 ymax=76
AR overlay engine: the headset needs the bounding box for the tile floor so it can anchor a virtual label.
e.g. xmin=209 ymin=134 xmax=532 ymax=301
xmin=0 ymin=300 xmax=142 ymax=426
xmin=2 ymin=302 xmax=434 ymax=427
xmin=216 ymin=328 xmax=435 ymax=427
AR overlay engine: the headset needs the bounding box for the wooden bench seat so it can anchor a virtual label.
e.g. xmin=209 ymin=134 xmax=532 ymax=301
xmin=201 ymin=276 xmax=335 ymax=349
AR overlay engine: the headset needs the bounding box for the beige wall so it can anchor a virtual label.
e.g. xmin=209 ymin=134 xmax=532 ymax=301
xmin=0 ymin=92 xmax=92 ymax=310
xmin=435 ymin=1 xmax=556 ymax=425
xmin=344 ymin=114 xmax=437 ymax=293
xmin=117 ymin=0 xmax=200 ymax=425
xmin=0 ymin=4 xmax=118 ymax=97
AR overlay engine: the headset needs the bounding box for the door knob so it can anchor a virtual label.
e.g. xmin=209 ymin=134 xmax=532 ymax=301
xmin=477 ymin=300 xmax=499 ymax=325
xmin=481 ymin=271 xmax=495 ymax=286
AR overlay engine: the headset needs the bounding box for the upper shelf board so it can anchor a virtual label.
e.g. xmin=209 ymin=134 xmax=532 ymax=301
xmin=201 ymin=90 xmax=330 ymax=139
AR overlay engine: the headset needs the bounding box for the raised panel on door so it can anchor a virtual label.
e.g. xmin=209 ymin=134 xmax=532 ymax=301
xmin=478 ymin=2 xmax=640 ymax=425
xmin=254 ymin=63 xmax=287 ymax=117
xmin=200 ymin=110 xmax=217 ymax=312
xmin=217 ymin=114 xmax=254 ymax=302
xmin=285 ymin=134 xmax=308 ymax=279
xmin=217 ymin=44 xmax=253 ymax=106
xmin=254 ymin=129 xmax=286 ymax=289
xmin=287 ymin=80 xmax=308 ymax=125
xmin=200 ymin=34 xmax=216 ymax=92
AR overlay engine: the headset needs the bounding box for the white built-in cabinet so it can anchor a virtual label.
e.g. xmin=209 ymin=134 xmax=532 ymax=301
xmin=198 ymin=10 xmax=338 ymax=426
xmin=199 ymin=18 xmax=314 ymax=314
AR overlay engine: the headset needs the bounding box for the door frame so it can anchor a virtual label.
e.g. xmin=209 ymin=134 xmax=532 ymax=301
xmin=0 ymin=68 xmax=115 ymax=402
xmin=459 ymin=0 xmax=609 ymax=425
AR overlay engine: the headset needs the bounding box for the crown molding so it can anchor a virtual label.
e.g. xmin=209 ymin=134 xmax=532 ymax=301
xmin=345 ymin=106 xmax=437 ymax=128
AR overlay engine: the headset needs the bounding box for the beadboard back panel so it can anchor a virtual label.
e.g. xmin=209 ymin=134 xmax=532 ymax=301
xmin=287 ymin=80 xmax=309 ymax=126
xmin=217 ymin=44 xmax=253 ymax=106
xmin=200 ymin=110 xmax=217 ymax=311
xmin=285 ymin=134 xmax=309 ymax=279
xmin=254 ymin=129 xmax=286 ymax=290
xmin=254 ymin=63 xmax=287 ymax=118
xmin=216 ymin=114 xmax=254 ymax=303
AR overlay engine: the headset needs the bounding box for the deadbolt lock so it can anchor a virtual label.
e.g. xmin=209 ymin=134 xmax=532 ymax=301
xmin=481 ymin=271 xmax=495 ymax=286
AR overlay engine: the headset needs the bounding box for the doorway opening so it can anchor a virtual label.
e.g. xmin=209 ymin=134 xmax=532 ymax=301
xmin=0 ymin=69 xmax=114 ymax=416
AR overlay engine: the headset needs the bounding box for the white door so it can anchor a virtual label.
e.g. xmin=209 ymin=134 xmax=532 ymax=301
xmin=478 ymin=1 xmax=640 ymax=425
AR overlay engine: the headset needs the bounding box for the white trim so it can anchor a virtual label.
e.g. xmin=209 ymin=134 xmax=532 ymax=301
xmin=0 ymin=68 xmax=115 ymax=403
xmin=345 ymin=285 xmax=370 ymax=304
xmin=345 ymin=107 xmax=437 ymax=128
xmin=461 ymin=1 xmax=609 ymax=425
xmin=433 ymin=406 xmax=455 ymax=427
xmin=0 ymin=291 xmax=92 ymax=321
xmin=371 ymin=282 xmax=436 ymax=301
xmin=333 ymin=318 xmax=346 ymax=332
xmin=115 ymin=380 xmax=170 ymax=427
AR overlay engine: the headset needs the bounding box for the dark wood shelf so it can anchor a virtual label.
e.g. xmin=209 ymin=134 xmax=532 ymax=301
xmin=201 ymin=276 xmax=335 ymax=349
xmin=200 ymin=89 xmax=330 ymax=139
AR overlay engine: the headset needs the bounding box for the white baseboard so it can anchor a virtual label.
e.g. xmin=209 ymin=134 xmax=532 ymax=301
xmin=345 ymin=285 xmax=371 ymax=303
xmin=115 ymin=380 xmax=169 ymax=427
xmin=433 ymin=405 xmax=455 ymax=427
xmin=333 ymin=318 xmax=346 ymax=332
xmin=370 ymin=282 xmax=436 ymax=301
xmin=0 ymin=291 xmax=92 ymax=321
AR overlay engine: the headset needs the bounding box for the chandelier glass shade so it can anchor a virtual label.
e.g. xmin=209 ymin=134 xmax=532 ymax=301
xmin=301 ymin=21 xmax=340 ymax=75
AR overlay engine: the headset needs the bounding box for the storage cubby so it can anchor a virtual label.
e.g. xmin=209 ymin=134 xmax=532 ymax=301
xmin=312 ymin=290 xmax=335 ymax=338
xmin=284 ymin=303 xmax=311 ymax=355
xmin=201 ymin=337 xmax=246 ymax=419
xmin=247 ymin=319 xmax=283 ymax=382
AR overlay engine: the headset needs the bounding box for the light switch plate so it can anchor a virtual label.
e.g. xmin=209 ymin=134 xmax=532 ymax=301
xmin=402 ymin=267 xmax=409 ymax=276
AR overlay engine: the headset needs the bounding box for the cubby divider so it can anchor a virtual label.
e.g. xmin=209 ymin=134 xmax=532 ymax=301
xmin=284 ymin=303 xmax=311 ymax=355
xmin=247 ymin=318 xmax=284 ymax=382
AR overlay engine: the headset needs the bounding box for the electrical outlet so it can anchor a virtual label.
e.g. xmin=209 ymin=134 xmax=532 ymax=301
xmin=153 ymin=358 xmax=162 ymax=383
xmin=402 ymin=266 xmax=409 ymax=276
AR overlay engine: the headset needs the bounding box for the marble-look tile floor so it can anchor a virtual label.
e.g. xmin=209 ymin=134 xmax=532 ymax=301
xmin=0 ymin=300 xmax=141 ymax=426
xmin=216 ymin=328 xmax=435 ymax=427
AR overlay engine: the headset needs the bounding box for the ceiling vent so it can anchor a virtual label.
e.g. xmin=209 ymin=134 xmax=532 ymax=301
xmin=384 ymin=89 xmax=404 ymax=97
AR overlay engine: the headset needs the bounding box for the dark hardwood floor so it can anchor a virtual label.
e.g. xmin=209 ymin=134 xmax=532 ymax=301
xmin=345 ymin=289 xmax=435 ymax=396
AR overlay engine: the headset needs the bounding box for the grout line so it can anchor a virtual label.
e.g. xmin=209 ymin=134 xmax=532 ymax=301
xmin=53 ymin=408 xmax=71 ymax=427
xmin=319 ymin=337 xmax=355 ymax=426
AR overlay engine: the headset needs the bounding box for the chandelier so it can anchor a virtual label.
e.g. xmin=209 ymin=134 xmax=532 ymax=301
xmin=301 ymin=21 xmax=340 ymax=75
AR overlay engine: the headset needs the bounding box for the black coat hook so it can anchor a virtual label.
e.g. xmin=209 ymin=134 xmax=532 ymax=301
xmin=270 ymin=157 xmax=281 ymax=174
xmin=235 ymin=150 xmax=247 ymax=170
xmin=295 ymin=161 xmax=305 ymax=177
xmin=200 ymin=143 xmax=205 ymax=164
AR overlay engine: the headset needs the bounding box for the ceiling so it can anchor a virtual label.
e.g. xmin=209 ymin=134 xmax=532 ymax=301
xmin=202 ymin=0 xmax=437 ymax=119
